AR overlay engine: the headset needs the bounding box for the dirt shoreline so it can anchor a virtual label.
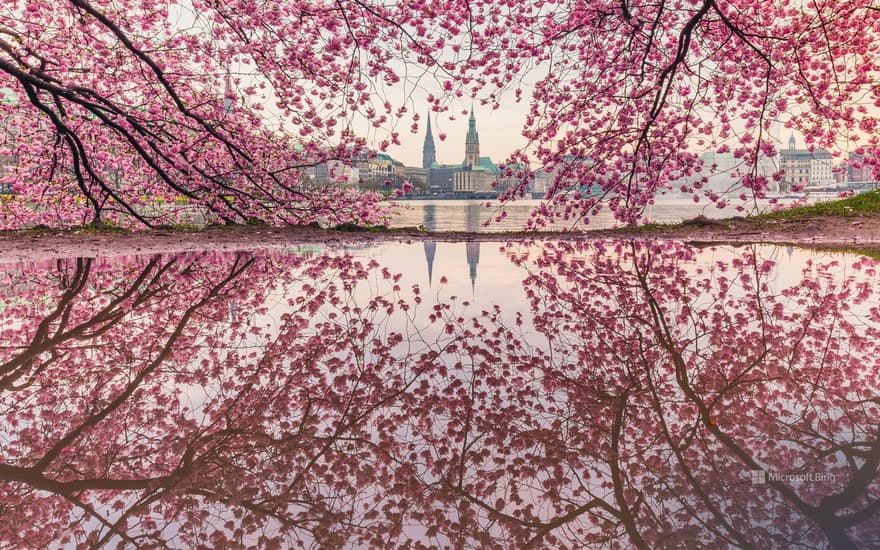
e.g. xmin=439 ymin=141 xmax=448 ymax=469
xmin=1 ymin=213 xmax=879 ymax=264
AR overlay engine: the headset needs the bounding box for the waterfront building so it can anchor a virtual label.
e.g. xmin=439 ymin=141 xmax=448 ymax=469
xmin=693 ymin=151 xmax=780 ymax=195
xmin=222 ymin=67 xmax=235 ymax=115
xmin=352 ymin=150 xmax=398 ymax=187
xmin=532 ymin=156 xmax=599 ymax=198
xmin=427 ymin=164 xmax=459 ymax=194
xmin=532 ymin=167 xmax=551 ymax=196
xmin=0 ymin=88 xmax=19 ymax=192
xmin=780 ymin=135 xmax=833 ymax=190
xmin=454 ymin=157 xmax=500 ymax=193
xmin=421 ymin=106 xmax=509 ymax=195
xmin=303 ymin=160 xmax=359 ymax=188
xmin=847 ymin=152 xmax=875 ymax=183
xmin=404 ymin=166 xmax=428 ymax=189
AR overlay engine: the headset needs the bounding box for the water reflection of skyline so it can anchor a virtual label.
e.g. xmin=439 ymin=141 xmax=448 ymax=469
xmin=1 ymin=242 xmax=879 ymax=547
xmin=420 ymin=202 xmax=481 ymax=290
xmin=389 ymin=198 xmax=812 ymax=232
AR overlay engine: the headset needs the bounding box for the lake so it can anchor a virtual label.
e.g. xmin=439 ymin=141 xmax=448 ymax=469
xmin=1 ymin=238 xmax=878 ymax=547
xmin=384 ymin=197 xmax=807 ymax=231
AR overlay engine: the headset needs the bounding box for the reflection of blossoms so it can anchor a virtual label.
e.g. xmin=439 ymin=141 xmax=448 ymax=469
xmin=0 ymin=241 xmax=879 ymax=548
xmin=503 ymin=240 xmax=880 ymax=547
xmin=0 ymin=250 xmax=422 ymax=547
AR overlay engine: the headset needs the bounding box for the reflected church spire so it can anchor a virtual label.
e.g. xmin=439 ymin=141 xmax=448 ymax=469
xmin=423 ymin=204 xmax=437 ymax=286
xmin=465 ymin=203 xmax=480 ymax=292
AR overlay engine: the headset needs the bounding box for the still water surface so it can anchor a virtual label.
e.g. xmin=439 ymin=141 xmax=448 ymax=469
xmin=386 ymin=198 xmax=794 ymax=231
xmin=1 ymin=239 xmax=878 ymax=547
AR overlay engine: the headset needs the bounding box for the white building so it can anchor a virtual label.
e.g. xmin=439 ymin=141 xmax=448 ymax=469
xmin=779 ymin=135 xmax=833 ymax=189
xmin=304 ymin=160 xmax=359 ymax=188
xmin=689 ymin=151 xmax=781 ymax=195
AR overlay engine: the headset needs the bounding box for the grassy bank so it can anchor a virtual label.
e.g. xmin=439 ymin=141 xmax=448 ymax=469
xmin=760 ymin=190 xmax=880 ymax=220
xmin=628 ymin=190 xmax=880 ymax=233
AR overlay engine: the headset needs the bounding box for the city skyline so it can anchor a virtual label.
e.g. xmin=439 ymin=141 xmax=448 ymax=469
xmin=368 ymin=101 xmax=841 ymax=172
xmin=365 ymin=98 xmax=530 ymax=169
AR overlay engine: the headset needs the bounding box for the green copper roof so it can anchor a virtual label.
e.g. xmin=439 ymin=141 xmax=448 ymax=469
xmin=457 ymin=156 xmax=500 ymax=173
xmin=478 ymin=156 xmax=498 ymax=171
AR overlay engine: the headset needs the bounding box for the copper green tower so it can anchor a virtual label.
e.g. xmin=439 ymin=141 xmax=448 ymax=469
xmin=464 ymin=105 xmax=480 ymax=167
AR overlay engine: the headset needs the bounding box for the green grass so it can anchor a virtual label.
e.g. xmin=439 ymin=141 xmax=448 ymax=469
xmin=155 ymin=223 xmax=203 ymax=231
xmin=760 ymin=190 xmax=880 ymax=220
xmin=604 ymin=190 xmax=880 ymax=235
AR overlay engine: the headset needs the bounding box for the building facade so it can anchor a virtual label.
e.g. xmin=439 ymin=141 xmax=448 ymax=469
xmin=531 ymin=156 xmax=598 ymax=198
xmin=780 ymin=135 xmax=833 ymax=190
xmin=454 ymin=166 xmax=496 ymax=193
xmin=420 ymin=106 xmax=510 ymax=195
xmin=303 ymin=160 xmax=359 ymax=188
xmin=693 ymin=151 xmax=780 ymax=194
xmin=847 ymin=152 xmax=874 ymax=183
xmin=353 ymin=151 xmax=396 ymax=186
xmin=427 ymin=164 xmax=458 ymax=194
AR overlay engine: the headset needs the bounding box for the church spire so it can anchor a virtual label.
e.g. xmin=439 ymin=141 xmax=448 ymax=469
xmin=422 ymin=110 xmax=436 ymax=169
xmin=464 ymin=104 xmax=480 ymax=167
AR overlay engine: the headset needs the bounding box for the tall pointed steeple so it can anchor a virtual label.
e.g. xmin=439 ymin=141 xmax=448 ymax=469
xmin=464 ymin=104 xmax=480 ymax=167
xmin=424 ymin=241 xmax=436 ymax=285
xmin=422 ymin=110 xmax=436 ymax=169
xmin=423 ymin=204 xmax=436 ymax=286
xmin=466 ymin=240 xmax=479 ymax=293
xmin=465 ymin=203 xmax=480 ymax=293
xmin=788 ymin=133 xmax=796 ymax=151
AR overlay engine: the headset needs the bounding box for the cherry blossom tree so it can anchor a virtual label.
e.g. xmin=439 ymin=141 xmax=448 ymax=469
xmin=494 ymin=0 xmax=880 ymax=226
xmin=0 ymin=0 xmax=419 ymax=228
xmin=3 ymin=1 xmax=880 ymax=228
